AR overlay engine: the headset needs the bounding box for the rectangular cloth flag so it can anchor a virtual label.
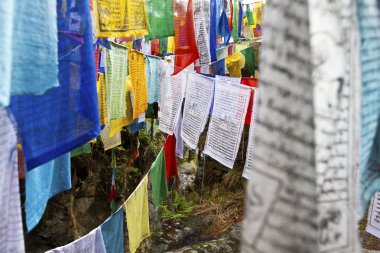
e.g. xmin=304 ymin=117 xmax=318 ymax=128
xmin=0 ymin=0 xmax=13 ymax=107
xmin=226 ymin=52 xmax=245 ymax=77
xmin=193 ymin=0 xmax=211 ymax=65
xmin=358 ymin=0 xmax=380 ymax=216
xmin=181 ymin=73 xmax=214 ymax=150
xmin=150 ymin=148 xmax=168 ymax=208
xmin=101 ymin=124 xmax=122 ymax=151
xmin=159 ymin=66 xmax=187 ymax=135
xmin=366 ymin=192 xmax=380 ymax=238
xmin=46 ymin=227 xmax=106 ymax=253
xmin=242 ymin=89 xmax=258 ymax=180
xmin=10 ymin=0 xmax=100 ymax=170
xmin=109 ymin=76 xmax=135 ymax=137
xmin=203 ymin=77 xmax=251 ymax=168
xmin=173 ymin=0 xmax=200 ymax=75
xmin=124 ymin=175 xmax=150 ymax=253
xmin=129 ymin=50 xmax=148 ymax=119
xmin=0 ymin=108 xmax=25 ymax=253
xmin=10 ymin=0 xmax=58 ymax=96
xmin=146 ymin=57 xmax=162 ymax=104
xmin=146 ymin=0 xmax=175 ymax=40
xmin=95 ymin=0 xmax=148 ymax=38
xmin=105 ymin=42 xmax=128 ymax=120
xmin=241 ymin=0 xmax=361 ymax=251
xmin=101 ymin=207 xmax=124 ymax=253
xmin=25 ymin=153 xmax=71 ymax=232
xmin=97 ymin=73 xmax=108 ymax=126
xmin=241 ymin=46 xmax=255 ymax=77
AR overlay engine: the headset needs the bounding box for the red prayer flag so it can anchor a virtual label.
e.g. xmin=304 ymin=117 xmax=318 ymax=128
xmin=241 ymin=77 xmax=259 ymax=125
xmin=173 ymin=0 xmax=200 ymax=75
xmin=164 ymin=134 xmax=180 ymax=187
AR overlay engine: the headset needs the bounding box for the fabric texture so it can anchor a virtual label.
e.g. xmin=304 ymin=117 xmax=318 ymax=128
xmin=164 ymin=135 xmax=180 ymax=185
xmin=10 ymin=0 xmax=100 ymax=170
xmin=97 ymin=73 xmax=108 ymax=126
xmin=11 ymin=0 xmax=58 ymax=96
xmin=358 ymin=0 xmax=380 ymax=216
xmin=25 ymin=153 xmax=71 ymax=232
xmin=109 ymin=76 xmax=134 ymax=137
xmin=124 ymin=175 xmax=150 ymax=253
xmin=241 ymin=0 xmax=361 ymax=251
xmin=105 ymin=42 xmax=128 ymax=120
xmin=193 ymin=0 xmax=211 ymax=65
xmin=101 ymin=124 xmax=122 ymax=151
xmin=173 ymin=0 xmax=200 ymax=75
xmin=210 ymin=0 xmax=218 ymax=62
xmin=46 ymin=227 xmax=106 ymax=253
xmin=146 ymin=57 xmax=163 ymax=104
xmin=217 ymin=11 xmax=231 ymax=45
xmin=226 ymin=52 xmax=245 ymax=77
xmin=0 ymin=0 xmax=13 ymax=107
xmin=241 ymin=46 xmax=255 ymax=77
xmin=211 ymin=59 xmax=226 ymax=75
xmin=129 ymin=50 xmax=148 ymax=119
xmin=146 ymin=0 xmax=175 ymax=39
xmin=101 ymin=207 xmax=124 ymax=253
xmin=150 ymin=149 xmax=168 ymax=208
xmin=95 ymin=0 xmax=148 ymax=37
xmin=0 ymin=108 xmax=25 ymax=253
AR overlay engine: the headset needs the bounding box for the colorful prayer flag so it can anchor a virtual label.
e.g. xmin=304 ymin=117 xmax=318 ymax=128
xmin=150 ymin=149 xmax=168 ymax=208
xmin=124 ymin=175 xmax=150 ymax=253
xmin=146 ymin=0 xmax=175 ymax=40
xmin=95 ymin=0 xmax=148 ymax=38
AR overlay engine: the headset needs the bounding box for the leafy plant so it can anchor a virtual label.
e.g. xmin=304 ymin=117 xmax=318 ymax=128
xmin=161 ymin=191 xmax=194 ymax=221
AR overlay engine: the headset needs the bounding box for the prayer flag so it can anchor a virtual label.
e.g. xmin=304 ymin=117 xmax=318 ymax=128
xmin=109 ymin=76 xmax=135 ymax=137
xmin=46 ymin=227 xmax=106 ymax=253
xmin=10 ymin=0 xmax=100 ymax=170
xmin=226 ymin=52 xmax=245 ymax=77
xmin=101 ymin=208 xmax=124 ymax=253
xmin=146 ymin=0 xmax=175 ymax=40
xmin=105 ymin=42 xmax=128 ymax=120
xmin=203 ymin=77 xmax=251 ymax=168
xmin=164 ymin=135 xmax=180 ymax=185
xmin=129 ymin=50 xmax=148 ymax=119
xmin=95 ymin=0 xmax=148 ymax=38
xmin=193 ymin=0 xmax=212 ymax=65
xmin=11 ymin=0 xmax=58 ymax=96
xmin=25 ymin=153 xmax=71 ymax=231
xmin=173 ymin=0 xmax=200 ymax=75
xmin=150 ymin=149 xmax=168 ymax=208
xmin=124 ymin=175 xmax=150 ymax=253
xmin=0 ymin=108 xmax=25 ymax=253
xmin=97 ymin=73 xmax=109 ymax=126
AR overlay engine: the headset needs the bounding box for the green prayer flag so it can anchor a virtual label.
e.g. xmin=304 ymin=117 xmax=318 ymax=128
xmin=146 ymin=0 xmax=175 ymax=40
xmin=241 ymin=46 xmax=256 ymax=77
xmin=232 ymin=0 xmax=240 ymax=42
xmin=150 ymin=148 xmax=168 ymax=208
xmin=246 ymin=5 xmax=255 ymax=26
xmin=70 ymin=143 xmax=91 ymax=157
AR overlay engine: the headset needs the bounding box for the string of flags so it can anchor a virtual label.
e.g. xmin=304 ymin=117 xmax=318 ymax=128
xmin=0 ymin=0 xmax=264 ymax=252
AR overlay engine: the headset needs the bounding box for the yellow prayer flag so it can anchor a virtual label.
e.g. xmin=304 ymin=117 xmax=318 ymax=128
xmin=124 ymin=175 xmax=150 ymax=253
xmin=109 ymin=76 xmax=134 ymax=137
xmin=167 ymin=36 xmax=175 ymax=53
xmin=253 ymin=1 xmax=264 ymax=26
xmin=129 ymin=50 xmax=148 ymax=119
xmin=97 ymin=73 xmax=108 ymax=125
xmin=95 ymin=0 xmax=148 ymax=38
xmin=226 ymin=52 xmax=245 ymax=77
